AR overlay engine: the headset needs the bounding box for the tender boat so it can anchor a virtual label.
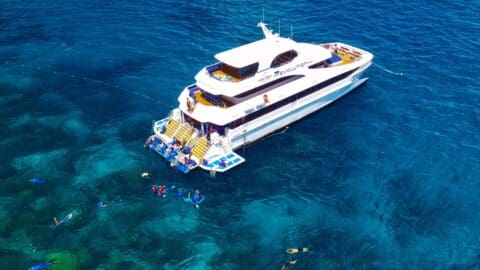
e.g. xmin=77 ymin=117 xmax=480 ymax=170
xmin=146 ymin=22 xmax=373 ymax=173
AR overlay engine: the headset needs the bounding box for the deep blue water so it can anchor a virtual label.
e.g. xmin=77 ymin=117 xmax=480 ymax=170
xmin=1 ymin=1 xmax=480 ymax=269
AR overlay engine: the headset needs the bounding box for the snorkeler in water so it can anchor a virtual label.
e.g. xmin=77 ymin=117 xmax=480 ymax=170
xmin=97 ymin=201 xmax=108 ymax=210
xmin=184 ymin=190 xmax=205 ymax=208
xmin=164 ymin=185 xmax=175 ymax=196
xmin=28 ymin=259 xmax=56 ymax=270
xmin=176 ymin=188 xmax=186 ymax=200
xmin=141 ymin=172 xmax=151 ymax=178
xmin=158 ymin=185 xmax=166 ymax=197
xmin=151 ymin=185 xmax=158 ymax=196
xmin=193 ymin=190 xmax=204 ymax=204
xmin=151 ymin=185 xmax=176 ymax=197
xmin=286 ymin=248 xmax=309 ymax=254
xmin=49 ymin=212 xmax=74 ymax=230
xmin=280 ymin=259 xmax=297 ymax=270
xmin=30 ymin=178 xmax=46 ymax=184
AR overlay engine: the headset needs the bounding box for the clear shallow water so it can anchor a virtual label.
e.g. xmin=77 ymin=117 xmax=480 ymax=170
xmin=1 ymin=0 xmax=479 ymax=269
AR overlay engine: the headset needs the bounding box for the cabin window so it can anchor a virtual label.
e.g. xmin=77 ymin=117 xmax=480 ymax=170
xmin=234 ymin=75 xmax=304 ymax=98
xmin=271 ymin=50 xmax=298 ymax=68
xmin=232 ymin=63 xmax=259 ymax=79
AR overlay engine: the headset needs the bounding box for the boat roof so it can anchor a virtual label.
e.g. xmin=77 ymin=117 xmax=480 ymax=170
xmin=215 ymin=37 xmax=296 ymax=69
xmin=214 ymin=36 xmax=331 ymax=71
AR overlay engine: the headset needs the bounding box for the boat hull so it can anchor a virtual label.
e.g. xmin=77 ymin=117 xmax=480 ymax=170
xmin=229 ymin=73 xmax=369 ymax=149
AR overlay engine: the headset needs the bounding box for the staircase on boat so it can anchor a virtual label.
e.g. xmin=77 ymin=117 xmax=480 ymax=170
xmin=157 ymin=118 xmax=211 ymax=161
xmin=220 ymin=136 xmax=233 ymax=153
xmin=164 ymin=119 xmax=180 ymax=138
xmin=151 ymin=117 xmax=246 ymax=173
xmin=191 ymin=137 xmax=210 ymax=161
xmin=174 ymin=123 xmax=193 ymax=143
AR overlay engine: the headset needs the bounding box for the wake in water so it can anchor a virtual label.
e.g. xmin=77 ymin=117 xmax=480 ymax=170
xmin=374 ymin=63 xmax=404 ymax=76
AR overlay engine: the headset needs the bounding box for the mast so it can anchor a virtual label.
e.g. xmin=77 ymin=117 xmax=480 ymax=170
xmin=257 ymin=21 xmax=274 ymax=39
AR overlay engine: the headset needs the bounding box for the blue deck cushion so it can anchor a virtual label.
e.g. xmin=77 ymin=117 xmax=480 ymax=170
xmin=226 ymin=153 xmax=235 ymax=159
xmin=326 ymin=53 xmax=342 ymax=64
xmin=166 ymin=150 xmax=178 ymax=161
xmin=160 ymin=144 xmax=168 ymax=153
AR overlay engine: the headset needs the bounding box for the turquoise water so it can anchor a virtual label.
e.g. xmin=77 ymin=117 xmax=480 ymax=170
xmin=1 ymin=1 xmax=480 ymax=269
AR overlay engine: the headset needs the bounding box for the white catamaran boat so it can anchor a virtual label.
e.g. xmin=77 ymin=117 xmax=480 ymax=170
xmin=145 ymin=22 xmax=373 ymax=174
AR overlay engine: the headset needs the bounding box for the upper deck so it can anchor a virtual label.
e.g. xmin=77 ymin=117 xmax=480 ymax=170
xmin=180 ymin=23 xmax=373 ymax=126
xmin=190 ymin=41 xmax=371 ymax=106
xmin=194 ymin=36 xmax=333 ymax=97
xmin=195 ymin=41 xmax=332 ymax=97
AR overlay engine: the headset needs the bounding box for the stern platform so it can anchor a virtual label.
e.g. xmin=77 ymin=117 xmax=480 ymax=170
xmin=147 ymin=117 xmax=245 ymax=174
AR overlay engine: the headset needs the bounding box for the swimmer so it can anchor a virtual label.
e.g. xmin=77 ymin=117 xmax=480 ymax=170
xmin=193 ymin=190 xmax=204 ymax=204
xmin=97 ymin=201 xmax=108 ymax=209
xmin=49 ymin=213 xmax=73 ymax=230
xmin=184 ymin=190 xmax=205 ymax=208
xmin=141 ymin=172 xmax=151 ymax=178
xmin=28 ymin=259 xmax=56 ymax=270
xmin=30 ymin=178 xmax=46 ymax=184
xmin=286 ymin=248 xmax=309 ymax=254
xmin=164 ymin=185 xmax=176 ymax=196
xmin=280 ymin=259 xmax=297 ymax=270
xmin=176 ymin=188 xmax=186 ymax=200
xmin=184 ymin=192 xmax=198 ymax=208
xmin=151 ymin=185 xmax=158 ymax=196
xmin=158 ymin=185 xmax=166 ymax=197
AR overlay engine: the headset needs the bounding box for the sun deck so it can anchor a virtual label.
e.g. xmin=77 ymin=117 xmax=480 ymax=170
xmin=323 ymin=43 xmax=364 ymax=65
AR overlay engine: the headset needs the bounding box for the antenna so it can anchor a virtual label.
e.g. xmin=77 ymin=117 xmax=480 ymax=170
xmin=278 ymin=20 xmax=281 ymax=36
xmin=262 ymin=7 xmax=265 ymax=22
